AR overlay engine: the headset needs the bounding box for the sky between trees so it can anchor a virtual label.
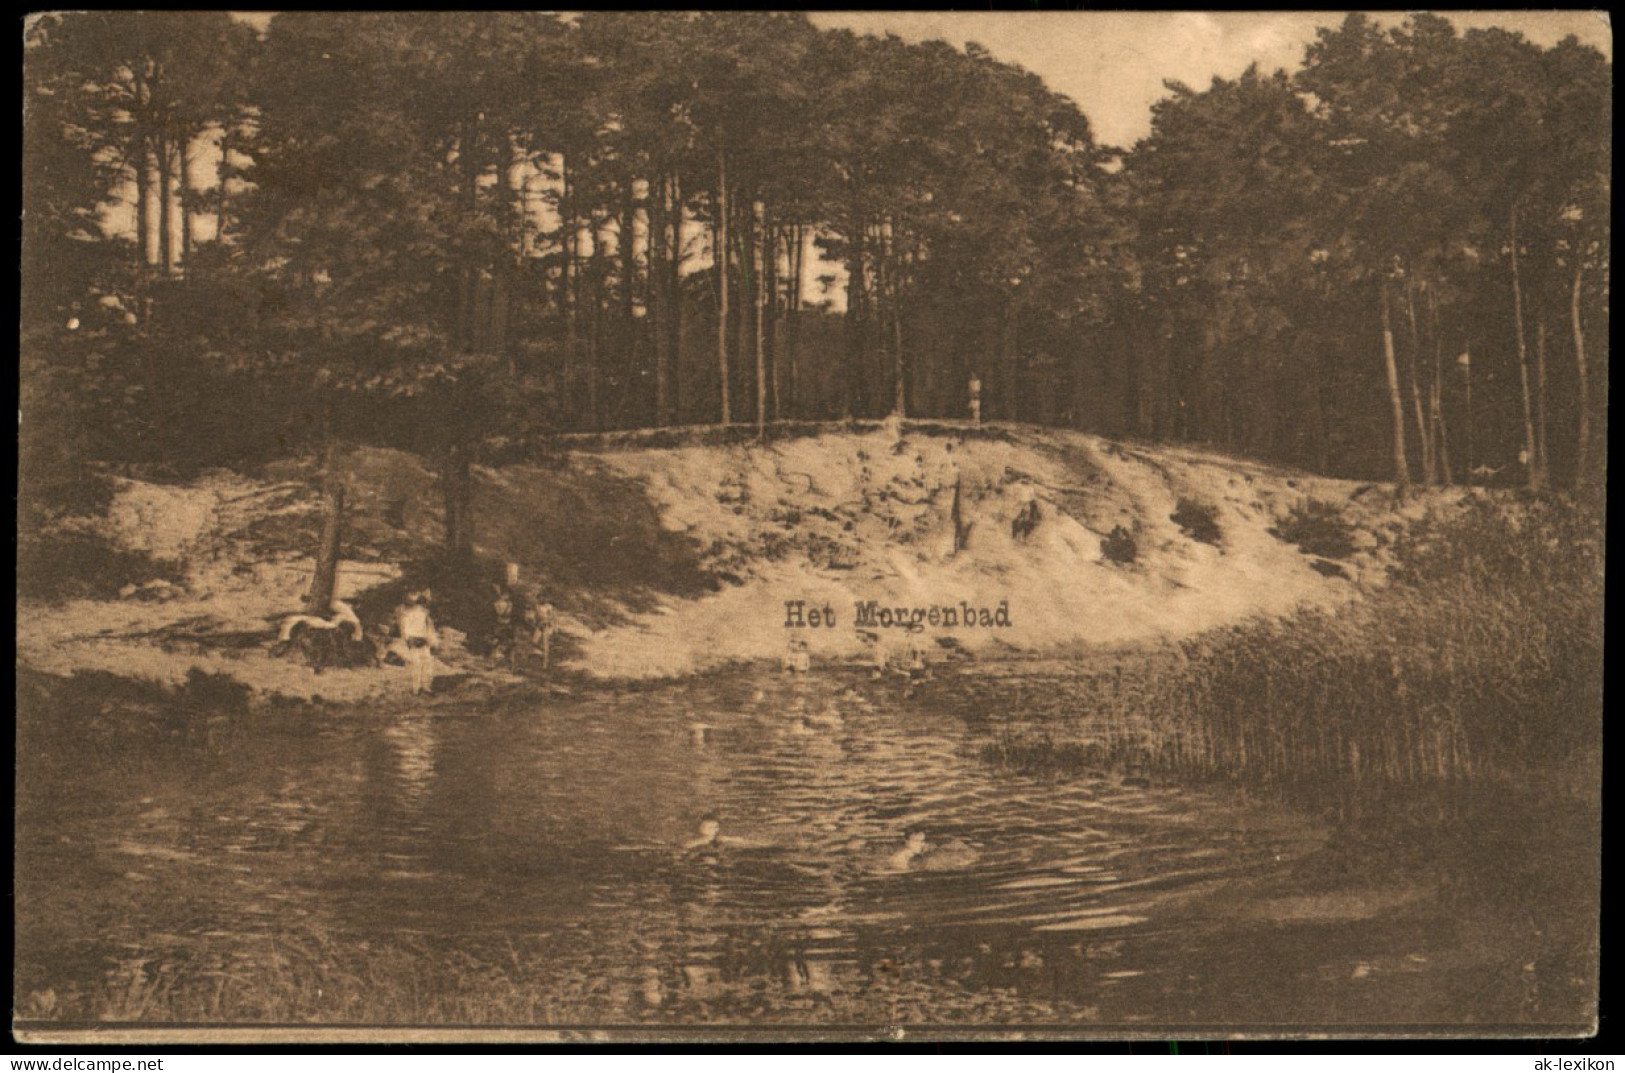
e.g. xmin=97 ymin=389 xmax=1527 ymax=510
xmin=223 ymin=10 xmax=1612 ymax=148
xmin=812 ymin=12 xmax=1611 ymax=147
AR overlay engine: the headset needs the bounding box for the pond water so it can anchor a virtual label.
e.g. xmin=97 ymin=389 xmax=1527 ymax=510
xmin=17 ymin=668 xmax=1565 ymax=1032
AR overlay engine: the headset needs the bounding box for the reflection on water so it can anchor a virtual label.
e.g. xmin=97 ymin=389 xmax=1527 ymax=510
xmin=383 ymin=717 xmax=438 ymax=809
xmin=19 ymin=670 xmax=1335 ymax=1024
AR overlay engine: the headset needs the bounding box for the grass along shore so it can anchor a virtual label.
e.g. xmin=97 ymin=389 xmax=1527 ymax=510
xmin=967 ymin=493 xmax=1603 ymax=815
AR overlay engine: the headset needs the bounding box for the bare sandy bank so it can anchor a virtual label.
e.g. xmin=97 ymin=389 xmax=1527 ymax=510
xmin=17 ymin=422 xmax=1460 ymax=699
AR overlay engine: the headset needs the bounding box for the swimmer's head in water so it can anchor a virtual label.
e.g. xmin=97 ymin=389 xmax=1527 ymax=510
xmin=697 ymin=818 xmax=721 ymax=840
xmin=905 ymin=832 xmax=928 ymax=850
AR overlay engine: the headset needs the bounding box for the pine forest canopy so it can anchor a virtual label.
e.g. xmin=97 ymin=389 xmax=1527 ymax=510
xmin=22 ymin=11 xmax=1611 ymax=500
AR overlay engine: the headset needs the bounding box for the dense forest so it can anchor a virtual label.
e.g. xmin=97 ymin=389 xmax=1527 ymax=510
xmin=22 ymin=12 xmax=1610 ymax=505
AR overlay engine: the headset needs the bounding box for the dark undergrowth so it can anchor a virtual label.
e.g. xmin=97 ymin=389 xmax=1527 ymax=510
xmin=1171 ymin=497 xmax=1224 ymax=548
xmin=1270 ymin=498 xmax=1359 ymax=559
xmin=1100 ymin=525 xmax=1138 ymax=565
xmin=17 ymin=529 xmax=186 ymax=604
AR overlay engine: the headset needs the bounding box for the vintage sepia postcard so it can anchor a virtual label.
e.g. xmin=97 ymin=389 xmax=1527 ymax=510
xmin=17 ymin=11 xmax=1606 ymax=1043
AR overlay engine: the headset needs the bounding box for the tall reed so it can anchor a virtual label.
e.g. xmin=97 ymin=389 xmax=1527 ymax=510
xmin=981 ymin=495 xmax=1603 ymax=815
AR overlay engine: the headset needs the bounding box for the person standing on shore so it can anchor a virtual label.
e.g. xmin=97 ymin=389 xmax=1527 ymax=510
xmin=397 ymin=590 xmax=438 ymax=695
xmin=491 ymin=583 xmax=517 ymax=666
xmin=527 ymin=597 xmax=556 ymax=670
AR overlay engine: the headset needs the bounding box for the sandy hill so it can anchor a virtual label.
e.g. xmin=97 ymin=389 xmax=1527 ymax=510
xmin=565 ymin=420 xmax=1420 ymax=677
xmin=18 ymin=421 xmax=1448 ymax=695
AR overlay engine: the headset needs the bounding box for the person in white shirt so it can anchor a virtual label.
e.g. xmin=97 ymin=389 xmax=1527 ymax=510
xmin=396 ymin=590 xmax=438 ymax=695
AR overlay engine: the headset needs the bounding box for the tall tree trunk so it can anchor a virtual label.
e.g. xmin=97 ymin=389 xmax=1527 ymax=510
xmin=1404 ymin=276 xmax=1434 ymax=484
xmin=734 ymin=195 xmax=752 ymax=422
xmin=441 ymin=441 xmax=474 ymax=566
xmin=897 ymin=247 xmax=910 ymax=419
xmin=457 ymin=272 xmax=475 ymax=352
xmin=133 ymin=71 xmax=151 ymax=272
xmin=305 ymin=434 xmax=345 ymax=616
xmin=883 ymin=218 xmax=906 ymax=418
xmin=651 ymin=174 xmax=671 ymax=427
xmin=178 ymin=135 xmax=193 ymax=270
xmin=999 ymin=299 xmax=1019 ymax=424
xmin=1126 ymin=318 xmax=1152 ymax=438
xmin=952 ymin=303 xmax=972 ymax=422
xmin=715 ymin=150 xmax=731 ymax=426
xmin=869 ymin=222 xmax=886 ymax=411
xmin=753 ymin=199 xmax=767 ymax=440
xmin=490 ymin=271 xmax=508 ymax=359
xmin=587 ymin=221 xmax=604 ymax=431
xmin=1509 ymin=203 xmax=1542 ymax=492
xmin=766 ymin=222 xmax=781 ymax=422
xmin=1571 ymin=262 xmax=1589 ymax=488
xmin=1463 ymin=344 xmax=1476 ymax=490
xmin=561 ymin=158 xmax=579 ymax=423
xmin=136 ymin=136 xmax=153 ymax=268
xmin=157 ymin=127 xmax=173 ymax=275
xmin=215 ymin=126 xmax=230 ymax=248
xmin=710 ymin=209 xmax=722 ymax=406
xmin=511 ymin=142 xmax=531 ymax=263
xmin=1009 ymin=301 xmax=1026 ymax=424
xmin=459 ymin=117 xmax=482 ymax=353
xmin=621 ymin=183 xmax=640 ymax=422
xmin=1429 ymin=288 xmax=1453 ymax=485
xmin=1120 ymin=322 xmax=1141 ymax=435
xmin=1535 ymin=315 xmax=1549 ymax=488
xmin=1312 ymin=372 xmax=1333 ymax=476
xmin=843 ymin=212 xmax=869 ymax=419
xmin=737 ymin=195 xmax=754 ymax=425
xmin=787 ymin=223 xmax=803 ymax=419
xmin=1309 ymin=277 xmax=1334 ymax=472
xmin=668 ymin=173 xmax=684 ymax=422
xmin=1379 ymin=281 xmax=1412 ymax=500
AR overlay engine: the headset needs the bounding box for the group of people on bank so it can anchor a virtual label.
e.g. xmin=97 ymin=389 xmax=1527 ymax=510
xmin=383 ymin=573 xmax=556 ymax=694
xmin=277 ymin=563 xmax=556 ymax=695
